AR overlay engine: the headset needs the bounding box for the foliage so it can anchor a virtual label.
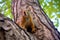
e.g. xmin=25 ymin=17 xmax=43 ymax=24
xmin=39 ymin=0 xmax=60 ymax=27
xmin=0 ymin=0 xmax=13 ymax=19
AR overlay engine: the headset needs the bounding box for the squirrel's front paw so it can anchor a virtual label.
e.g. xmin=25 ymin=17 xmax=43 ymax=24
xmin=31 ymin=28 xmax=36 ymax=33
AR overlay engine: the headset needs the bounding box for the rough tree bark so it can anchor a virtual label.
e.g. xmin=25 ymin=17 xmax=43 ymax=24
xmin=0 ymin=0 xmax=60 ymax=40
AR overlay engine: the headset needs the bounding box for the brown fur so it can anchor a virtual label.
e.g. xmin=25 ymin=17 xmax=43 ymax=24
xmin=16 ymin=9 xmax=36 ymax=33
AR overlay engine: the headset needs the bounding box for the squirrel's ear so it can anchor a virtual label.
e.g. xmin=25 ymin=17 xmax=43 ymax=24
xmin=24 ymin=11 xmax=26 ymax=16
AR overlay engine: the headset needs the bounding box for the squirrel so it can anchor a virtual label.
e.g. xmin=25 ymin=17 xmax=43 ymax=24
xmin=16 ymin=7 xmax=36 ymax=33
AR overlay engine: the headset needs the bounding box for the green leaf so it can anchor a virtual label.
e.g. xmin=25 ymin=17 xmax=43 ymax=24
xmin=57 ymin=14 xmax=60 ymax=18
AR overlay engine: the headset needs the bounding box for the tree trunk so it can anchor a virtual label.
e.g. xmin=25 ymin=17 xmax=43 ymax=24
xmin=0 ymin=0 xmax=60 ymax=40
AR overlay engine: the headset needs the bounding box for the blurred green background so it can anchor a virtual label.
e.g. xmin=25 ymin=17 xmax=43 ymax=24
xmin=0 ymin=0 xmax=60 ymax=32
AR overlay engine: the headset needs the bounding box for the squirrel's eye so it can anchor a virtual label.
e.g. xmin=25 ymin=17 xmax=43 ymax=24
xmin=26 ymin=18 xmax=29 ymax=20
